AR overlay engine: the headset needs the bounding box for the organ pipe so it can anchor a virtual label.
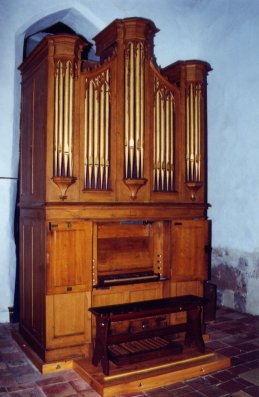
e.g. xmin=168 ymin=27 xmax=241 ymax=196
xmin=186 ymin=82 xmax=202 ymax=182
xmin=124 ymin=42 xmax=145 ymax=179
xmin=153 ymin=77 xmax=175 ymax=192
xmin=54 ymin=60 xmax=74 ymax=177
xmin=84 ymin=69 xmax=110 ymax=190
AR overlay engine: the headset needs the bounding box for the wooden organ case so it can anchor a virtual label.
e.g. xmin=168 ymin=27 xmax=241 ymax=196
xmin=18 ymin=17 xmax=227 ymax=392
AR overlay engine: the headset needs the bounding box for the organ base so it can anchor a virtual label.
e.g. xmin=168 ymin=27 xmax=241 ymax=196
xmin=74 ymin=346 xmax=231 ymax=397
xmin=13 ymin=328 xmax=230 ymax=396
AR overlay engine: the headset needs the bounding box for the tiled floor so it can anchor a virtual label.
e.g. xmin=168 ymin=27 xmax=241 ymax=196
xmin=0 ymin=307 xmax=259 ymax=397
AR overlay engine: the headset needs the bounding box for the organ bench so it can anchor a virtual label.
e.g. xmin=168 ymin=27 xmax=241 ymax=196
xmin=89 ymin=294 xmax=206 ymax=375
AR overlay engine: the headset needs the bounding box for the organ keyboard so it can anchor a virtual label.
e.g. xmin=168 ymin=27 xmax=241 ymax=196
xmin=97 ymin=271 xmax=161 ymax=287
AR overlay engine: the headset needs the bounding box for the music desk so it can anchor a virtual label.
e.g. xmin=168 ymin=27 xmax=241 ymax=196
xmin=89 ymin=295 xmax=206 ymax=375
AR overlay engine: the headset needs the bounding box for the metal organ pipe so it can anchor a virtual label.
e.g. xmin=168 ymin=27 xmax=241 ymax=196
xmin=68 ymin=62 xmax=73 ymax=177
xmin=153 ymin=77 xmax=175 ymax=192
xmin=58 ymin=61 xmax=63 ymax=176
xmin=84 ymin=70 xmax=110 ymax=190
xmin=124 ymin=42 xmax=144 ymax=180
xmin=186 ymin=82 xmax=202 ymax=182
xmin=54 ymin=60 xmax=74 ymax=178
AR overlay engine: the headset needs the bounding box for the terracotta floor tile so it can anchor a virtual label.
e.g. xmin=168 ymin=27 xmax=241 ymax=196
xmin=42 ymin=381 xmax=77 ymax=397
xmin=229 ymin=364 xmax=251 ymax=375
xmin=222 ymin=335 xmax=248 ymax=346
xmin=114 ymin=392 xmax=145 ymax=397
xmin=246 ymin=359 xmax=259 ymax=369
xmin=202 ymin=375 xmax=220 ymax=386
xmin=205 ymin=340 xmax=229 ymax=350
xmin=78 ymin=390 xmax=103 ymax=397
xmin=239 ymin=368 xmax=259 ymax=386
xmin=216 ymin=346 xmax=244 ymax=357
xmin=231 ymin=391 xmax=253 ymax=397
xmin=243 ymin=385 xmax=259 ymax=397
xmin=212 ymin=370 xmax=235 ymax=382
xmin=193 ymin=384 xmax=228 ymax=396
xmin=69 ymin=378 xmax=93 ymax=392
xmin=164 ymin=382 xmax=185 ymax=391
xmin=8 ymin=386 xmax=46 ymax=397
xmin=185 ymin=378 xmax=207 ymax=389
xmin=145 ymin=386 xmax=174 ymax=396
xmin=237 ymin=350 xmax=259 ymax=363
xmin=220 ymin=379 xmax=247 ymax=393
xmin=235 ymin=343 xmax=259 ymax=353
xmin=36 ymin=375 xmax=68 ymax=387
xmin=7 ymin=382 xmax=37 ymax=392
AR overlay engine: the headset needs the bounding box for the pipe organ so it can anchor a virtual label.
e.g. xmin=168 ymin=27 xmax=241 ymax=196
xmin=18 ymin=18 xmax=213 ymax=378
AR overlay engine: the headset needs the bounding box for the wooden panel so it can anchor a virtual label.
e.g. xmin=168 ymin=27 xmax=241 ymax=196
xmin=129 ymin=283 xmax=163 ymax=302
xmin=92 ymin=282 xmax=164 ymax=307
xmin=20 ymin=63 xmax=47 ymax=203
xmin=20 ymin=80 xmax=33 ymax=200
xmin=96 ymin=222 xmax=153 ymax=276
xmin=20 ymin=217 xmax=45 ymax=346
xmin=170 ymin=281 xmax=204 ymax=324
xmin=92 ymin=290 xmax=124 ymax=308
xmin=20 ymin=222 xmax=31 ymax=329
xmin=152 ymin=221 xmax=171 ymax=278
xmin=171 ymin=220 xmax=210 ymax=281
xmin=171 ymin=281 xmax=204 ymax=298
xmin=47 ymin=221 xmax=92 ymax=294
xmin=46 ymin=291 xmax=91 ymax=348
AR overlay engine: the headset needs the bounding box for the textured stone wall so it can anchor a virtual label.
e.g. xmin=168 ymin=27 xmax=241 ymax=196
xmin=211 ymin=248 xmax=259 ymax=315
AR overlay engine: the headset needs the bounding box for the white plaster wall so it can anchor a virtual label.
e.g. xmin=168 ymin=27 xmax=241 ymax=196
xmin=0 ymin=0 xmax=259 ymax=320
xmin=203 ymin=1 xmax=259 ymax=254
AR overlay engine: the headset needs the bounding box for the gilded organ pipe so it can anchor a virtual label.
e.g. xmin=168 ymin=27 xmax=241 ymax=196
xmin=160 ymin=89 xmax=165 ymax=191
xmin=140 ymin=44 xmax=144 ymax=178
xmin=186 ymin=82 xmax=202 ymax=182
xmin=94 ymin=85 xmax=99 ymax=189
xmin=186 ymin=87 xmax=190 ymax=181
xmin=54 ymin=64 xmax=59 ymax=176
xmin=129 ymin=43 xmax=134 ymax=178
xmin=124 ymin=42 xmax=145 ymax=179
xmin=135 ymin=43 xmax=140 ymax=178
xmin=58 ymin=61 xmax=63 ymax=176
xmin=84 ymin=69 xmax=110 ymax=190
xmin=53 ymin=60 xmax=74 ymax=178
xmin=166 ymin=97 xmax=170 ymax=191
xmin=153 ymin=77 xmax=175 ymax=192
xmin=100 ymin=79 xmax=105 ymax=189
xmin=125 ymin=47 xmax=129 ymax=179
xmin=154 ymin=84 xmax=161 ymax=190
xmin=105 ymin=69 xmax=110 ymax=190
xmin=68 ymin=63 xmax=73 ymax=176
xmin=63 ymin=61 xmax=69 ymax=176
xmin=170 ymin=94 xmax=174 ymax=190
xmin=88 ymin=81 xmax=93 ymax=188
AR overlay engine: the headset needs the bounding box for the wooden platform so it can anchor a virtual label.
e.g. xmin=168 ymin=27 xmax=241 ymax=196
xmin=13 ymin=329 xmax=230 ymax=396
xmin=74 ymin=346 xmax=231 ymax=397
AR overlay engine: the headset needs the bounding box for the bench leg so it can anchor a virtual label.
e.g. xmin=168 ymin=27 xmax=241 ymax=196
xmin=184 ymin=306 xmax=205 ymax=353
xmin=92 ymin=317 xmax=110 ymax=375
